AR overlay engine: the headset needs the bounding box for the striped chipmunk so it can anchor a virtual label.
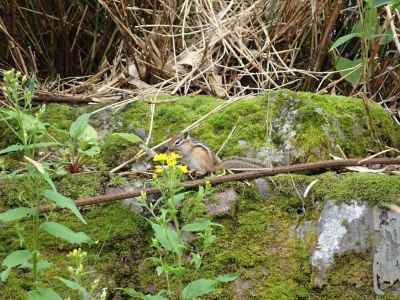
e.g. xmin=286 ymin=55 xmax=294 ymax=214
xmin=167 ymin=133 xmax=269 ymax=177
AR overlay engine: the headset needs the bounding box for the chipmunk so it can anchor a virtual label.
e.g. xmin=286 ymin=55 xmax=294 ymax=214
xmin=168 ymin=133 xmax=269 ymax=177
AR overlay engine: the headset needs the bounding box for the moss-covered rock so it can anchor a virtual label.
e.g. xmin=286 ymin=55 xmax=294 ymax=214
xmin=1 ymin=91 xmax=400 ymax=299
xmin=111 ymin=91 xmax=399 ymax=163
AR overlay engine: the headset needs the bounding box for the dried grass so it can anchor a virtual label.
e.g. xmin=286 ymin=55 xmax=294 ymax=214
xmin=0 ymin=0 xmax=399 ymax=109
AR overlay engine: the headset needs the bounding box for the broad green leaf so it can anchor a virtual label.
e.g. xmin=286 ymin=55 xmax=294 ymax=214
xmin=4 ymin=111 xmax=46 ymax=133
xmin=182 ymin=219 xmax=213 ymax=232
xmin=40 ymin=222 xmax=91 ymax=244
xmin=21 ymin=259 xmax=52 ymax=272
xmin=37 ymin=260 xmax=52 ymax=272
xmin=335 ymin=57 xmax=363 ymax=87
xmin=123 ymin=288 xmax=145 ymax=298
xmin=123 ymin=289 xmax=169 ymax=300
xmin=111 ymin=133 xmax=143 ymax=144
xmin=70 ymin=113 xmax=90 ymax=139
xmin=0 ymin=207 xmax=33 ymax=222
xmin=1 ymin=250 xmax=32 ymax=281
xmin=20 ymin=113 xmax=46 ymax=133
xmin=79 ymin=124 xmax=98 ymax=143
xmin=151 ymin=223 xmax=185 ymax=255
xmin=181 ymin=279 xmax=217 ymax=300
xmin=43 ymin=190 xmax=86 ymax=224
xmin=330 ymin=33 xmax=362 ymax=51
xmin=57 ymin=277 xmax=82 ymax=290
xmin=216 ymin=274 xmax=239 ymax=283
xmin=79 ymin=145 xmax=100 ymax=157
xmin=144 ymin=296 xmax=169 ymax=300
xmin=0 ymin=142 xmax=57 ymax=155
xmin=0 ymin=268 xmax=11 ymax=282
xmin=28 ymin=288 xmax=62 ymax=300
xmin=2 ymin=250 xmax=32 ymax=268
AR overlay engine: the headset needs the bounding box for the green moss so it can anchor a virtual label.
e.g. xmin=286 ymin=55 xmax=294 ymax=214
xmin=271 ymin=172 xmax=400 ymax=207
xmin=0 ymin=203 xmax=149 ymax=299
xmin=313 ymin=252 xmax=376 ymax=299
xmin=110 ymin=91 xmax=399 ymax=163
xmin=0 ymin=174 xmax=47 ymax=208
xmin=100 ymin=133 xmax=142 ymax=166
xmin=269 ymin=90 xmax=400 ymax=162
xmin=56 ymin=173 xmax=105 ymax=199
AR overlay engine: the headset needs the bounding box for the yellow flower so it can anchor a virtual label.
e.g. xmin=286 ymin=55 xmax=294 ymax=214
xmin=166 ymin=152 xmax=181 ymax=167
xmin=155 ymin=165 xmax=165 ymax=175
xmin=177 ymin=165 xmax=188 ymax=174
xmin=153 ymin=153 xmax=168 ymax=162
xmin=166 ymin=157 xmax=177 ymax=167
xmin=168 ymin=152 xmax=181 ymax=161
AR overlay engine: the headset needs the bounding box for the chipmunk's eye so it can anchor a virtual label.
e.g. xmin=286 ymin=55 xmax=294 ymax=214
xmin=175 ymin=138 xmax=184 ymax=147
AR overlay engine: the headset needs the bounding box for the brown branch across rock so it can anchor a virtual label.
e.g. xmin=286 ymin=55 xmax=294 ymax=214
xmin=72 ymin=157 xmax=400 ymax=208
xmin=33 ymin=91 xmax=93 ymax=104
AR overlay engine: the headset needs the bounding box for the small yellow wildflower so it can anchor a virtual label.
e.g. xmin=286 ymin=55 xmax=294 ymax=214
xmin=168 ymin=152 xmax=181 ymax=161
xmin=177 ymin=165 xmax=189 ymax=174
xmin=155 ymin=165 xmax=165 ymax=175
xmin=166 ymin=152 xmax=181 ymax=167
xmin=153 ymin=153 xmax=168 ymax=162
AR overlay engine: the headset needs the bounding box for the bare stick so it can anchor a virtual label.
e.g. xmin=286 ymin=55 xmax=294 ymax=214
xmin=46 ymin=157 xmax=400 ymax=210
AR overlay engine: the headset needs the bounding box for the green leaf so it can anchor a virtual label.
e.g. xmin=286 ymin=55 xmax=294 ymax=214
xmin=79 ymin=124 xmax=98 ymax=143
xmin=363 ymin=7 xmax=379 ymax=39
xmin=57 ymin=277 xmax=82 ymax=290
xmin=1 ymin=250 xmax=32 ymax=281
xmin=122 ymin=289 xmax=169 ymax=300
xmin=151 ymin=223 xmax=185 ymax=255
xmin=111 ymin=133 xmax=143 ymax=144
xmin=70 ymin=113 xmax=90 ymax=139
xmin=335 ymin=57 xmax=363 ymax=87
xmin=0 ymin=142 xmax=57 ymax=155
xmin=144 ymin=296 xmax=169 ymax=300
xmin=181 ymin=279 xmax=218 ymax=300
xmin=40 ymin=222 xmax=91 ymax=244
xmin=0 ymin=268 xmax=11 ymax=282
xmin=22 ymin=259 xmax=52 ymax=272
xmin=79 ymin=145 xmax=100 ymax=157
xmin=43 ymin=190 xmax=86 ymax=224
xmin=25 ymin=157 xmax=56 ymax=191
xmin=330 ymin=33 xmax=362 ymax=51
xmin=123 ymin=288 xmax=145 ymax=298
xmin=2 ymin=250 xmax=32 ymax=268
xmin=216 ymin=274 xmax=239 ymax=283
xmin=373 ymin=0 xmax=391 ymax=7
xmin=380 ymin=31 xmax=394 ymax=45
xmin=182 ymin=219 xmax=213 ymax=232
xmin=28 ymin=288 xmax=62 ymax=300
xmin=0 ymin=207 xmax=33 ymax=222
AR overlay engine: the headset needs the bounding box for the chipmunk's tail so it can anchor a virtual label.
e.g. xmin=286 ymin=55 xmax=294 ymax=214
xmin=216 ymin=156 xmax=271 ymax=171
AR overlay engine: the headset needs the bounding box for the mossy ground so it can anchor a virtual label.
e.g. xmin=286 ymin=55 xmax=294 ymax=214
xmin=1 ymin=91 xmax=399 ymax=299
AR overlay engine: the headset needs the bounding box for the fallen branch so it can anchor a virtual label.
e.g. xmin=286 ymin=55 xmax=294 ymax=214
xmin=33 ymin=91 xmax=93 ymax=104
xmin=71 ymin=157 xmax=400 ymax=208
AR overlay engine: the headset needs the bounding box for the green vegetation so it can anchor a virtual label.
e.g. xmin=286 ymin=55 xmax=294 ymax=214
xmin=1 ymin=69 xmax=400 ymax=298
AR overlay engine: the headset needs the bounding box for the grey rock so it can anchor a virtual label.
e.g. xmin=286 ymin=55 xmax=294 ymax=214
xmin=233 ymin=279 xmax=252 ymax=300
xmin=254 ymin=178 xmax=272 ymax=200
xmin=206 ymin=188 xmax=238 ymax=217
xmin=373 ymin=207 xmax=400 ymax=295
xmin=130 ymin=161 xmax=153 ymax=172
xmin=91 ymin=107 xmax=114 ymax=140
xmin=311 ymin=200 xmax=372 ymax=288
